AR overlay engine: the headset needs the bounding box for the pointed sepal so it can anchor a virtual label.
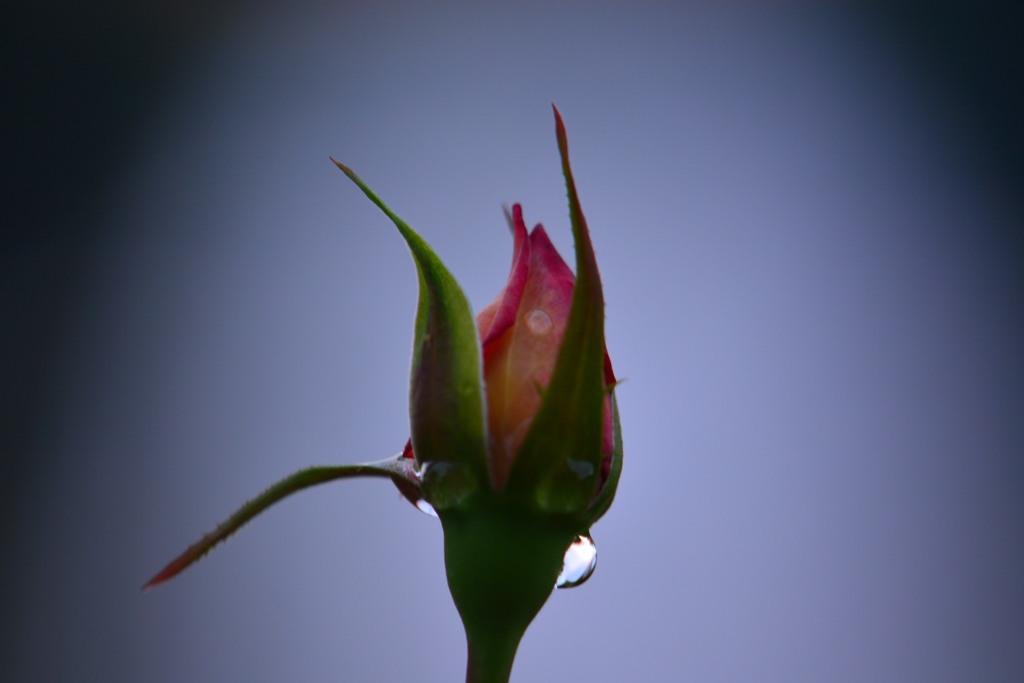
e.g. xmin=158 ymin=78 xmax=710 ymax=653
xmin=143 ymin=456 xmax=419 ymax=589
xmin=506 ymin=107 xmax=608 ymax=514
xmin=334 ymin=160 xmax=489 ymax=507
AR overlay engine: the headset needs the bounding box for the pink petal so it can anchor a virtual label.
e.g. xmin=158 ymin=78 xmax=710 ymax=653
xmin=476 ymin=204 xmax=530 ymax=356
xmin=482 ymin=222 xmax=577 ymax=487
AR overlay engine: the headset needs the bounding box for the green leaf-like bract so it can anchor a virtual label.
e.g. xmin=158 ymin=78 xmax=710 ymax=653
xmin=143 ymin=457 xmax=419 ymax=589
xmin=505 ymin=106 xmax=608 ymax=514
xmin=333 ymin=160 xmax=490 ymax=493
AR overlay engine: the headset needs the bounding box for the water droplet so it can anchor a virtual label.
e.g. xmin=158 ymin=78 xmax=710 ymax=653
xmin=556 ymin=535 xmax=597 ymax=589
xmin=415 ymin=498 xmax=438 ymax=518
xmin=409 ymin=463 xmax=438 ymax=517
xmin=566 ymin=459 xmax=595 ymax=480
xmin=525 ymin=309 xmax=552 ymax=335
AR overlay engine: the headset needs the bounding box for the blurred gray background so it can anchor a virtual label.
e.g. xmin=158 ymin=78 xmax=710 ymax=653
xmin=3 ymin=2 xmax=1022 ymax=681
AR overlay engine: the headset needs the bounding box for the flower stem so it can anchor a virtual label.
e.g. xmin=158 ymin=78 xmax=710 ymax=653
xmin=465 ymin=627 xmax=521 ymax=683
xmin=440 ymin=499 xmax=578 ymax=683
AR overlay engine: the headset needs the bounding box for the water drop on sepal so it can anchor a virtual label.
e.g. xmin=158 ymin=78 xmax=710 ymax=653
xmin=555 ymin=534 xmax=597 ymax=589
xmin=415 ymin=498 xmax=438 ymax=518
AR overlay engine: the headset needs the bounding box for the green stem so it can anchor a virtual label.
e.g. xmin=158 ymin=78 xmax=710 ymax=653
xmin=465 ymin=627 xmax=521 ymax=683
xmin=440 ymin=499 xmax=577 ymax=683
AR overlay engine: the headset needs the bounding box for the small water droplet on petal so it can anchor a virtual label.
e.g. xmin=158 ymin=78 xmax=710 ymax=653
xmin=525 ymin=309 xmax=552 ymax=335
xmin=556 ymin=534 xmax=597 ymax=589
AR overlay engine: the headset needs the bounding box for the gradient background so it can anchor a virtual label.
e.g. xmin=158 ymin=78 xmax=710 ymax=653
xmin=4 ymin=2 xmax=1023 ymax=681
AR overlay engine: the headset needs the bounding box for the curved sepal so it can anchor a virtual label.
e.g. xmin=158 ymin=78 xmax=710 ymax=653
xmin=333 ymin=160 xmax=489 ymax=497
xmin=582 ymin=393 xmax=623 ymax=526
xmin=143 ymin=456 xmax=419 ymax=589
xmin=507 ymin=107 xmax=607 ymax=513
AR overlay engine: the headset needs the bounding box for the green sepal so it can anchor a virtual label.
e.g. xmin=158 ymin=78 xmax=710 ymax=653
xmin=143 ymin=456 xmax=419 ymax=589
xmin=506 ymin=107 xmax=607 ymax=514
xmin=582 ymin=393 xmax=623 ymax=526
xmin=333 ymin=160 xmax=489 ymax=502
